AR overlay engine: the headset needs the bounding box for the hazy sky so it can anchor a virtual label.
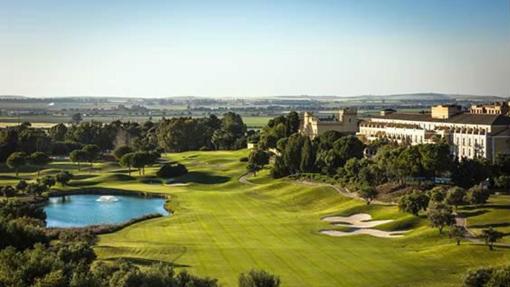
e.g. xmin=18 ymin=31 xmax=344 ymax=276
xmin=1 ymin=0 xmax=509 ymax=98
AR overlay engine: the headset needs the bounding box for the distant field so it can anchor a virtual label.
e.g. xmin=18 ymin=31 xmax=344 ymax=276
xmin=242 ymin=116 xmax=271 ymax=128
xmin=0 ymin=115 xmax=272 ymax=129
xmin=0 ymin=122 xmax=57 ymax=128
xmin=1 ymin=150 xmax=508 ymax=286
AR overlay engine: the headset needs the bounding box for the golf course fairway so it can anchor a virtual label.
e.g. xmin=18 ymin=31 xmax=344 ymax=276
xmin=83 ymin=150 xmax=510 ymax=286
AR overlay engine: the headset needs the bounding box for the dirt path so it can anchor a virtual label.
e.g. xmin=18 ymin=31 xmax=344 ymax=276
xmin=239 ymin=172 xmax=255 ymax=185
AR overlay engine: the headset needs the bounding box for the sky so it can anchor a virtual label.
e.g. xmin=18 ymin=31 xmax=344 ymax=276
xmin=1 ymin=0 xmax=509 ymax=98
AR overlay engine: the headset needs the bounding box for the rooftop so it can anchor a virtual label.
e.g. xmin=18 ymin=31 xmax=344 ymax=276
xmin=370 ymin=112 xmax=510 ymax=126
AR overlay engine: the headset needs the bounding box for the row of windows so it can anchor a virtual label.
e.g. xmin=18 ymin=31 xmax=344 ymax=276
xmin=457 ymin=148 xmax=485 ymax=158
xmin=454 ymin=137 xmax=485 ymax=148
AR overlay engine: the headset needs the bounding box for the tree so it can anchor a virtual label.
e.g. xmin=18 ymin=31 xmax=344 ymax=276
xmin=271 ymin=156 xmax=289 ymax=179
xmin=113 ymin=145 xmax=132 ymax=161
xmin=282 ymin=134 xmax=305 ymax=174
xmin=449 ymin=225 xmax=466 ymax=245
xmin=157 ymin=163 xmax=188 ymax=178
xmin=481 ymin=227 xmax=504 ymax=250
xmin=358 ymin=185 xmax=377 ymax=205
xmin=486 ymin=266 xmax=510 ymax=286
xmin=48 ymin=123 xmax=68 ymax=141
xmin=494 ymin=175 xmax=510 ymax=191
xmin=131 ymin=152 xmax=150 ymax=175
xmin=157 ymin=117 xmax=216 ymax=152
xmin=29 ymin=152 xmax=51 ymax=177
xmin=0 ymin=185 xmax=16 ymax=197
xmin=15 ymin=179 xmax=28 ymax=193
xmin=464 ymin=267 xmax=494 ymax=287
xmin=300 ymin=137 xmax=315 ymax=173
xmin=69 ymin=149 xmax=88 ymax=170
xmin=286 ymin=111 xmax=300 ymax=135
xmin=332 ymin=136 xmax=365 ymax=167
xmin=395 ymin=146 xmax=423 ymax=182
xmin=418 ymin=143 xmax=452 ymax=178
xmin=428 ymin=186 xmax=447 ymax=203
xmin=6 ymin=152 xmax=27 ymax=176
xmin=26 ymin=183 xmax=48 ymax=198
xmin=399 ymin=191 xmax=429 ymax=215
xmin=427 ymin=202 xmax=455 ymax=234
xmin=55 ymin=171 xmax=73 ymax=186
xmin=451 ymin=158 xmax=491 ymax=189
xmin=445 ymin=186 xmax=467 ymax=208
xmin=468 ymin=186 xmax=490 ymax=205
xmin=247 ymin=149 xmax=270 ymax=176
xmin=120 ymin=153 xmax=135 ymax=175
xmin=239 ymin=269 xmax=280 ymax=287
xmin=0 ymin=128 xmax=19 ymax=162
xmin=37 ymin=176 xmax=56 ymax=189
xmin=495 ymin=154 xmax=510 ymax=175
xmin=82 ymin=144 xmax=100 ymax=167
xmin=71 ymin=113 xmax=82 ymax=124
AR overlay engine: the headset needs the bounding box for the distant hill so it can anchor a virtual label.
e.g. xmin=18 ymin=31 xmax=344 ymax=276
xmin=0 ymin=95 xmax=28 ymax=99
xmin=275 ymin=93 xmax=506 ymax=102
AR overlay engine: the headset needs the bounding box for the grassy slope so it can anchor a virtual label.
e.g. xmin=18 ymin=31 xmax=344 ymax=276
xmin=1 ymin=150 xmax=509 ymax=286
xmin=93 ymin=151 xmax=508 ymax=287
xmin=461 ymin=195 xmax=510 ymax=243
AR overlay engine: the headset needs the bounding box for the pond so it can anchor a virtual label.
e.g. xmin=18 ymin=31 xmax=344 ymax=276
xmin=44 ymin=194 xmax=169 ymax=228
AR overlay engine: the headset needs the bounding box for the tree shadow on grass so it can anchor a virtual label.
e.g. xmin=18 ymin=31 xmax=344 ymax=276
xmin=461 ymin=204 xmax=510 ymax=210
xmin=470 ymin=222 xmax=510 ymax=229
xmin=457 ymin=209 xmax=488 ymax=218
xmin=102 ymin=257 xmax=190 ymax=268
xmin=177 ymin=171 xmax=230 ymax=184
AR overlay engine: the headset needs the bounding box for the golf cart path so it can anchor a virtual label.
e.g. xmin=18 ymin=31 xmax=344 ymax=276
xmin=239 ymin=172 xmax=255 ymax=185
xmin=294 ymin=180 xmax=396 ymax=206
xmin=455 ymin=216 xmax=510 ymax=248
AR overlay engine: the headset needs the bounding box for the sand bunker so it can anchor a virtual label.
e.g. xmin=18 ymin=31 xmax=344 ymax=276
xmin=320 ymin=229 xmax=407 ymax=238
xmin=166 ymin=183 xmax=190 ymax=187
xmin=321 ymin=213 xmax=407 ymax=238
xmin=322 ymin=213 xmax=394 ymax=228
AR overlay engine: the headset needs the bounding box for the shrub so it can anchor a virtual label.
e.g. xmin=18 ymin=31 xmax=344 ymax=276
xmin=468 ymin=186 xmax=490 ymax=205
xmin=240 ymin=157 xmax=249 ymax=162
xmin=464 ymin=267 xmax=494 ymax=287
xmin=239 ymin=269 xmax=280 ymax=287
xmin=113 ymin=145 xmax=132 ymax=161
xmin=156 ymin=163 xmax=188 ymax=178
xmin=445 ymin=186 xmax=467 ymax=208
xmin=0 ymin=186 xmax=17 ymax=197
xmin=463 ymin=265 xmax=510 ymax=287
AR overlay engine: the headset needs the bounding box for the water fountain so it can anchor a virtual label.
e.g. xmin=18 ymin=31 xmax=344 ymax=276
xmin=96 ymin=195 xmax=119 ymax=202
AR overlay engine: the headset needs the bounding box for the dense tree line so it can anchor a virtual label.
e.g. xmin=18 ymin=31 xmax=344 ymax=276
xmin=0 ymin=113 xmax=247 ymax=174
xmin=1 ymin=113 xmax=246 ymax=156
xmin=157 ymin=113 xmax=247 ymax=152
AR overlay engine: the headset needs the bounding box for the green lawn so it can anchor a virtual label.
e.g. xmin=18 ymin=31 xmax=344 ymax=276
xmin=242 ymin=116 xmax=272 ymax=128
xmin=1 ymin=150 xmax=509 ymax=286
xmin=461 ymin=195 xmax=510 ymax=243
